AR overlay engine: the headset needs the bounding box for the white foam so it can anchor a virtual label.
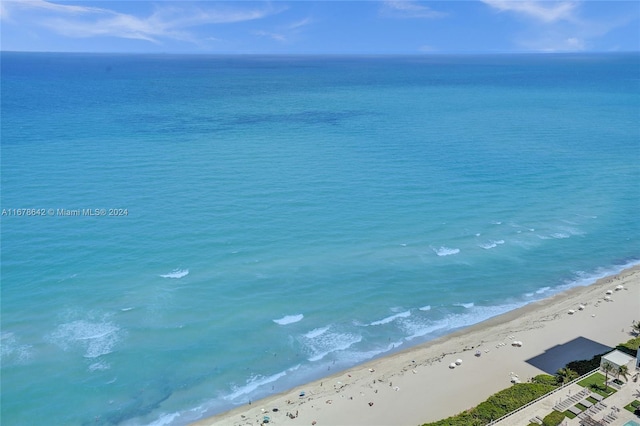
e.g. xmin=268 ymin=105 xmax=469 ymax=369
xmin=370 ymin=310 xmax=411 ymax=326
xmin=299 ymin=328 xmax=363 ymax=362
xmin=160 ymin=269 xmax=189 ymax=279
xmin=273 ymin=314 xmax=304 ymax=325
xmin=89 ymin=360 xmax=110 ymax=371
xmin=551 ymin=233 xmax=570 ymax=239
xmin=479 ymin=242 xmax=496 ymax=249
xmin=0 ymin=332 xmax=32 ymax=364
xmin=224 ymin=370 xmax=291 ymax=401
xmin=433 ymin=247 xmax=460 ymax=256
xmin=303 ymin=326 xmax=330 ymax=339
xmin=480 ymin=239 xmax=505 ymax=249
xmin=48 ymin=319 xmax=122 ymax=359
xmin=401 ymin=301 xmax=527 ymax=343
xmin=307 ymin=333 xmax=362 ymax=362
xmin=562 ymin=260 xmax=640 ymax=289
xmin=419 ymin=305 xmax=431 ymax=311
xmin=148 ymin=412 xmax=182 ymax=426
xmin=340 ymin=340 xmax=403 ymax=363
xmin=536 ymin=286 xmax=551 ymax=294
xmin=454 ymin=302 xmax=474 ymax=309
xmin=402 ymin=318 xmax=449 ymax=341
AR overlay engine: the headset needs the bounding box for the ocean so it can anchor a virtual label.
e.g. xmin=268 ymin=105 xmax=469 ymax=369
xmin=1 ymin=52 xmax=638 ymax=425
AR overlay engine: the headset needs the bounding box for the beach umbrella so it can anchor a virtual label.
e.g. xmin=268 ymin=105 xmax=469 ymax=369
xmin=455 ymin=359 xmax=463 ymax=365
xmin=578 ymin=304 xmax=585 ymax=310
xmin=605 ymin=295 xmax=612 ymax=301
xmin=568 ymin=309 xmax=575 ymax=315
xmin=606 ymin=290 xmax=613 ymax=295
xmin=615 ymin=285 xmax=624 ymax=291
xmin=449 ymin=363 xmax=456 ymax=369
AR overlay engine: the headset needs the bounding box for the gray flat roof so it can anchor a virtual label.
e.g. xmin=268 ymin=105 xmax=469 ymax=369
xmin=602 ymin=349 xmax=634 ymax=366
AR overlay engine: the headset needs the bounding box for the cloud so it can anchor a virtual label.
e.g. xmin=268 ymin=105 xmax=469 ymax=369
xmin=1 ymin=0 xmax=284 ymax=44
xmin=288 ymin=17 xmax=312 ymax=30
xmin=481 ymin=0 xmax=578 ymax=23
xmin=2 ymin=0 xmax=109 ymax=17
xmin=482 ymin=0 xmax=636 ymax=52
xmin=253 ymin=30 xmax=287 ymax=42
xmin=381 ymin=1 xmax=447 ymax=19
xmin=251 ymin=16 xmax=313 ymax=45
xmin=519 ymin=34 xmax=586 ymax=52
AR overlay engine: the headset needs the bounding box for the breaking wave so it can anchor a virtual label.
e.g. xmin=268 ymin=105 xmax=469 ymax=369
xmin=273 ymin=314 xmax=304 ymax=325
xmin=160 ymin=269 xmax=189 ymax=279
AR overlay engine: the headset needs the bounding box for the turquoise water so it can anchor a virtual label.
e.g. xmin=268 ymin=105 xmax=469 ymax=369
xmin=623 ymin=421 xmax=640 ymax=426
xmin=1 ymin=53 xmax=639 ymax=425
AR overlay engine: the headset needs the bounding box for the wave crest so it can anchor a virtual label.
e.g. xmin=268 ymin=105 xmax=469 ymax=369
xmin=370 ymin=310 xmax=411 ymax=326
xmin=160 ymin=269 xmax=189 ymax=279
xmin=433 ymin=246 xmax=460 ymax=256
xmin=273 ymin=314 xmax=304 ymax=325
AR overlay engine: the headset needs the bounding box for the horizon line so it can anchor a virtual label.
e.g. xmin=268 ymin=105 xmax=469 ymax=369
xmin=2 ymin=50 xmax=639 ymax=56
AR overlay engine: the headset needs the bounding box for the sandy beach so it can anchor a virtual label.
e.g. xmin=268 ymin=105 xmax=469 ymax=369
xmin=193 ymin=266 xmax=640 ymax=426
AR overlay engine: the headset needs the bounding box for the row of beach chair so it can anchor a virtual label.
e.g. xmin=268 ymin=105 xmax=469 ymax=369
xmin=578 ymin=401 xmax=607 ymax=419
xmin=553 ymin=388 xmax=591 ymax=412
xmin=599 ymin=412 xmax=617 ymax=424
xmin=529 ymin=415 xmax=544 ymax=424
xmin=577 ymin=403 xmax=614 ymax=426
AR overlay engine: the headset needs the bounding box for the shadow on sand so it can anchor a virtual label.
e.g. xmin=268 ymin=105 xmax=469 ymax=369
xmin=525 ymin=336 xmax=612 ymax=375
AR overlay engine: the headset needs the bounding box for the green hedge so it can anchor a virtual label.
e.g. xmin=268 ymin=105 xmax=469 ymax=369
xmin=542 ymin=410 xmax=565 ymax=426
xmin=616 ymin=336 xmax=640 ymax=357
xmin=422 ymin=383 xmax=557 ymax=426
xmin=566 ymin=354 xmax=602 ymax=375
xmin=532 ymin=374 xmax=559 ymax=386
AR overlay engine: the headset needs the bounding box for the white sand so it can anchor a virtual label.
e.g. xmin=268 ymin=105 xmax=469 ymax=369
xmin=192 ymin=266 xmax=640 ymax=426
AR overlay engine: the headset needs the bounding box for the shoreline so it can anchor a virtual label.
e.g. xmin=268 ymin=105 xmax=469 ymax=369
xmin=192 ymin=265 xmax=640 ymax=426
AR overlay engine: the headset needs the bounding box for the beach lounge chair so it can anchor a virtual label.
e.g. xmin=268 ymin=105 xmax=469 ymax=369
xmin=569 ymin=406 xmax=583 ymax=415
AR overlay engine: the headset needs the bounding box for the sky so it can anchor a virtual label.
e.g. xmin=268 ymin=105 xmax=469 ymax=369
xmin=0 ymin=1 xmax=638 ymax=54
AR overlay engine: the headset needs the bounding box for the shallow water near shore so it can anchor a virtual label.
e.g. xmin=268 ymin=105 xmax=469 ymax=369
xmin=1 ymin=53 xmax=639 ymax=425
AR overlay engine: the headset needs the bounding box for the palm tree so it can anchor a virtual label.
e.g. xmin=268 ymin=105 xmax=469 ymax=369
xmin=556 ymin=368 xmax=578 ymax=384
xmin=601 ymin=361 xmax=615 ymax=390
xmin=617 ymin=364 xmax=629 ymax=382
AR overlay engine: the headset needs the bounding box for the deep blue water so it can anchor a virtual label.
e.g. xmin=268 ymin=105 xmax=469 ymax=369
xmin=1 ymin=52 xmax=639 ymax=425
